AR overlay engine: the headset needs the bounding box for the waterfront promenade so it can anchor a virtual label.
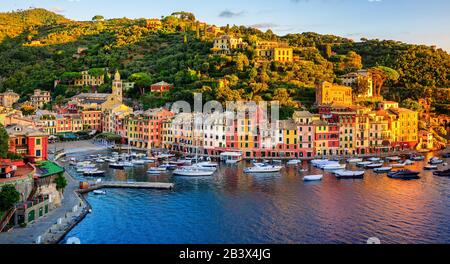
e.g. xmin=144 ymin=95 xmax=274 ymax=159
xmin=0 ymin=168 xmax=85 ymax=244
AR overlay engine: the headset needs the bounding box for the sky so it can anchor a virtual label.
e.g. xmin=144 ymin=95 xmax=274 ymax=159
xmin=1 ymin=0 xmax=450 ymax=51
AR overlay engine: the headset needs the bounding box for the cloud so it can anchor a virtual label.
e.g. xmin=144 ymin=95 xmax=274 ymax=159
xmin=219 ymin=10 xmax=245 ymax=18
xmin=249 ymin=23 xmax=280 ymax=29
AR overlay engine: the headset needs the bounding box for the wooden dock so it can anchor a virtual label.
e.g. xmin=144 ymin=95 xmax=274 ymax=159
xmin=78 ymin=181 xmax=174 ymax=193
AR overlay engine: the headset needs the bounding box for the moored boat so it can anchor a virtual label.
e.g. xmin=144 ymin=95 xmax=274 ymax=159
xmin=303 ymin=175 xmax=323 ymax=181
xmin=429 ymin=157 xmax=444 ymax=165
xmin=83 ymin=170 xmax=105 ymax=176
xmin=347 ymin=158 xmax=363 ymax=163
xmin=367 ymin=157 xmax=381 ymax=162
xmin=244 ymin=163 xmax=283 ymax=173
xmin=386 ymin=156 xmax=401 ymax=162
xmin=374 ymin=167 xmax=392 ymax=173
xmin=365 ymin=163 xmax=383 ymax=169
xmin=147 ymin=167 xmax=167 ymax=174
xmin=93 ymin=190 xmax=107 ymax=195
xmin=391 ymin=162 xmax=406 ymax=168
xmin=109 ymin=163 xmax=124 ymax=169
xmin=387 ymin=170 xmax=420 ymax=180
xmin=173 ymin=168 xmax=215 ymax=177
xmin=334 ymin=170 xmax=364 ymax=179
xmin=287 ymin=159 xmax=302 ymax=165
xmin=356 ymin=161 xmax=372 ymax=167
xmin=322 ymin=163 xmax=346 ymax=171
xmin=433 ymin=169 xmax=450 ymax=177
xmin=424 ymin=165 xmax=438 ymax=170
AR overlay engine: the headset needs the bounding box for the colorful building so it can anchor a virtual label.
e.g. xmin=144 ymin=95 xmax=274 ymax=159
xmin=316 ymin=81 xmax=353 ymax=106
xmin=30 ymin=89 xmax=51 ymax=109
xmin=0 ymin=90 xmax=20 ymax=108
xmin=74 ymin=70 xmax=105 ymax=87
xmin=255 ymin=41 xmax=293 ymax=63
xmin=150 ymin=81 xmax=173 ymax=94
xmin=6 ymin=124 xmax=48 ymax=162
xmin=212 ymin=35 xmax=247 ymax=55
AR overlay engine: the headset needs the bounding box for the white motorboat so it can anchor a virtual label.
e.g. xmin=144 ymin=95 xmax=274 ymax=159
xmin=95 ymin=159 xmax=105 ymax=163
xmin=367 ymin=157 xmax=381 ymax=162
xmin=122 ymin=162 xmax=134 ymax=167
xmin=334 ymin=170 xmax=365 ymax=178
xmin=195 ymin=161 xmax=219 ymax=168
xmin=404 ymin=159 xmax=414 ymax=165
xmin=298 ymin=168 xmax=308 ymax=172
xmin=356 ymin=161 xmax=372 ymax=167
xmin=411 ymin=155 xmax=425 ymax=161
xmin=131 ymin=160 xmax=145 ymax=165
xmin=287 ymin=159 xmax=302 ymax=165
xmin=173 ymin=168 xmax=215 ymax=177
xmin=391 ymin=163 xmax=406 ymax=168
xmin=335 ymin=170 xmax=364 ymax=179
xmin=322 ymin=164 xmax=346 ymax=171
xmin=244 ymin=163 xmax=283 ymax=173
xmin=424 ymin=165 xmax=438 ymax=170
xmin=142 ymin=157 xmax=156 ymax=163
xmin=347 ymin=158 xmax=363 ymax=163
xmin=93 ymin=190 xmax=107 ymax=195
xmin=104 ymin=158 xmax=117 ymax=163
xmin=83 ymin=170 xmax=105 ymax=176
xmin=315 ymin=161 xmax=340 ymax=169
xmin=365 ymin=163 xmax=384 ymax=169
xmin=374 ymin=167 xmax=392 ymax=173
xmin=303 ymin=175 xmax=323 ymax=181
xmin=311 ymin=159 xmax=331 ymax=167
xmin=187 ymin=164 xmax=217 ymax=172
xmin=386 ymin=156 xmax=401 ymax=162
xmin=429 ymin=157 xmax=444 ymax=165
xmin=147 ymin=167 xmax=167 ymax=174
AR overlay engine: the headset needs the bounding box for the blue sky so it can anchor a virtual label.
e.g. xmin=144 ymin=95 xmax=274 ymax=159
xmin=2 ymin=0 xmax=450 ymax=51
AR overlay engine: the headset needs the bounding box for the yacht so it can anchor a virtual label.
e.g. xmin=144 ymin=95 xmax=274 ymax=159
xmin=303 ymin=175 xmax=323 ymax=181
xmin=346 ymin=158 xmax=363 ymax=163
xmin=374 ymin=167 xmax=392 ymax=173
xmin=188 ymin=164 xmax=217 ymax=172
xmin=334 ymin=170 xmax=365 ymax=178
xmin=387 ymin=170 xmax=420 ymax=179
xmin=173 ymin=168 xmax=215 ymax=177
xmin=244 ymin=163 xmax=283 ymax=173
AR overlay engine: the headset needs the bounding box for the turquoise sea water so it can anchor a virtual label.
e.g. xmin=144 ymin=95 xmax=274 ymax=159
xmin=62 ymin=152 xmax=450 ymax=244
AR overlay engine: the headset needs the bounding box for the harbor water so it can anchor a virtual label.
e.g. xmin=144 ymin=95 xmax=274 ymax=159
xmin=62 ymin=151 xmax=450 ymax=244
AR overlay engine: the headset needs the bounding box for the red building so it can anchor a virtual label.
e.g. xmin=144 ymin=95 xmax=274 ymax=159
xmin=6 ymin=125 xmax=48 ymax=162
xmin=150 ymin=81 xmax=173 ymax=93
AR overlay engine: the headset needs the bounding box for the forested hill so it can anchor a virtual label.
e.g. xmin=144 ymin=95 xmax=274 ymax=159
xmin=0 ymin=8 xmax=448 ymax=113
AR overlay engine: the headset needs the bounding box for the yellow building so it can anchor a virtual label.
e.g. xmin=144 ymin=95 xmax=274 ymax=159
xmin=315 ymin=81 xmax=353 ymax=106
xmin=212 ymin=35 xmax=246 ymax=55
xmin=255 ymin=41 xmax=293 ymax=63
xmin=0 ymin=90 xmax=20 ymax=108
xmin=74 ymin=70 xmax=105 ymax=87
xmin=388 ymin=107 xmax=419 ymax=148
xmin=367 ymin=110 xmax=392 ymax=152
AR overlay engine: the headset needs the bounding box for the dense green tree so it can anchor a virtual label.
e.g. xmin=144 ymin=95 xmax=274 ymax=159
xmin=54 ymin=173 xmax=68 ymax=193
xmin=0 ymin=185 xmax=20 ymax=211
xmin=0 ymin=125 xmax=9 ymax=158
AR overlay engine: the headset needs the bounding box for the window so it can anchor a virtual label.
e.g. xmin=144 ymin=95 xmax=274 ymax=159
xmin=36 ymin=138 xmax=41 ymax=145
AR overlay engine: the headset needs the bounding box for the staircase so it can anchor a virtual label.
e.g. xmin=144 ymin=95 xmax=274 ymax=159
xmin=0 ymin=208 xmax=16 ymax=232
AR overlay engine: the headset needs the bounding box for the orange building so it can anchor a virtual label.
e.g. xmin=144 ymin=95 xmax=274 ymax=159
xmin=6 ymin=124 xmax=48 ymax=162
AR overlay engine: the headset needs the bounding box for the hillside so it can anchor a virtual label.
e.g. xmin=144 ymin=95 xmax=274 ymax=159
xmin=0 ymin=8 xmax=449 ymax=116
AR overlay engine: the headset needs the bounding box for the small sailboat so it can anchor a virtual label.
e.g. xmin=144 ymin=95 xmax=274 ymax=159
xmin=303 ymin=175 xmax=323 ymax=181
